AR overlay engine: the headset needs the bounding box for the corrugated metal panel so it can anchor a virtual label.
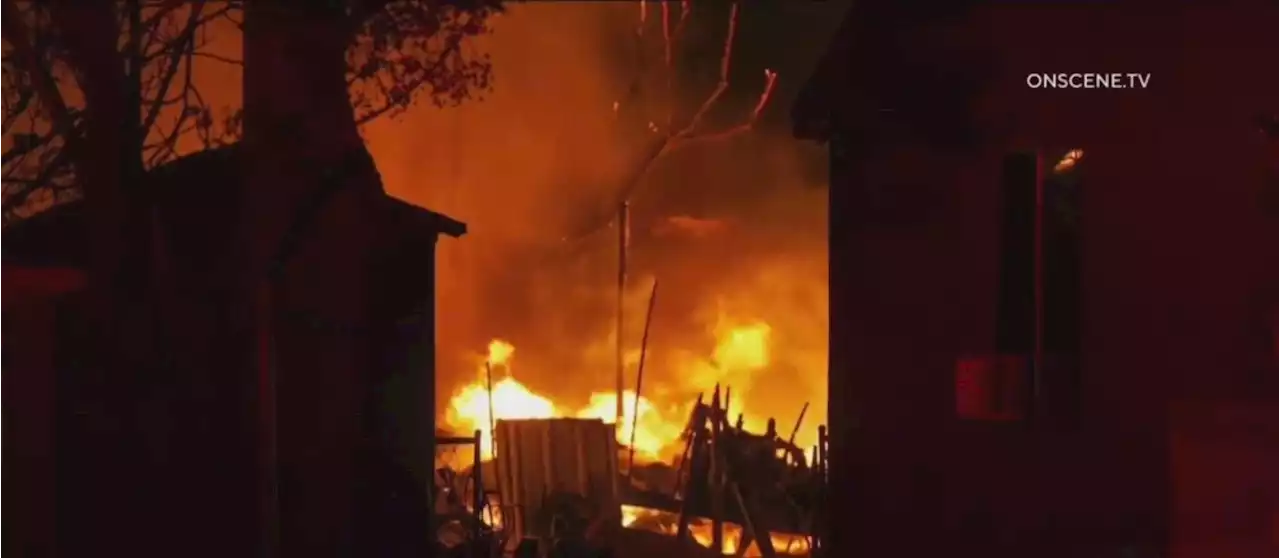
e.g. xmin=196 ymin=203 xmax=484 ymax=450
xmin=495 ymin=418 xmax=620 ymax=542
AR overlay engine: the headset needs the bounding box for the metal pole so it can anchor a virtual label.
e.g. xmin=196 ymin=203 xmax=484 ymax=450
xmin=627 ymin=279 xmax=659 ymax=476
xmin=616 ymin=201 xmax=630 ymax=426
xmin=485 ymin=361 xmax=497 ymax=460
xmin=709 ymin=385 xmax=724 ymax=554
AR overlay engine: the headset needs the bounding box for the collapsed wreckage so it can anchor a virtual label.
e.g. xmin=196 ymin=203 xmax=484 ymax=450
xmin=433 ymin=386 xmax=828 ymax=558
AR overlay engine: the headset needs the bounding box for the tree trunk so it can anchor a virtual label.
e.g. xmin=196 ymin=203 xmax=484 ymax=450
xmin=45 ymin=3 xmax=157 ymax=556
xmin=243 ymin=4 xmax=383 ymax=556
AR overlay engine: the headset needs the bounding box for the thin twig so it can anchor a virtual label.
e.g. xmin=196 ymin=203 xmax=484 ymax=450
xmin=139 ymin=4 xmax=235 ymax=64
xmin=676 ymin=2 xmax=739 ymax=139
xmin=1 ymin=0 xmax=77 ymax=150
xmin=661 ymin=1 xmax=673 ymax=129
xmin=565 ymin=1 xmax=780 ymax=244
xmin=191 ymin=51 xmax=243 ymax=66
xmin=142 ymin=1 xmax=205 ymax=140
xmin=354 ymin=32 xmax=464 ymax=126
xmin=676 ymin=68 xmax=778 ymax=144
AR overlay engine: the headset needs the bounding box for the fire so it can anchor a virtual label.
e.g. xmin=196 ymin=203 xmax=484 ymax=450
xmin=620 ymin=505 xmax=810 ymax=556
xmin=487 ymin=339 xmax=515 ymax=366
xmin=575 ymin=391 xmax=683 ymax=461
xmin=446 ymin=376 xmax=558 ymax=457
xmin=713 ymin=323 xmax=770 ymax=371
xmin=444 ymin=340 xmax=681 ymax=461
xmin=444 ymin=321 xmax=786 ymax=464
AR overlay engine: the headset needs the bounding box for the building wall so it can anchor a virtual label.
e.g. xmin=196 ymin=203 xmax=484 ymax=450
xmin=2 ymin=295 xmax=60 ymax=557
xmin=370 ymin=223 xmax=440 ymax=492
xmin=2 ymin=146 xmax=452 ymax=554
xmin=825 ymin=3 xmax=1275 ymax=557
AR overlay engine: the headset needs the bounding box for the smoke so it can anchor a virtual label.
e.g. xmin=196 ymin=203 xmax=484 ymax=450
xmin=162 ymin=1 xmax=836 ymax=429
xmin=357 ymin=2 xmax=833 ymax=432
xmin=364 ymin=3 xmax=629 ymax=379
xmin=159 ymin=0 xmax=838 ymax=436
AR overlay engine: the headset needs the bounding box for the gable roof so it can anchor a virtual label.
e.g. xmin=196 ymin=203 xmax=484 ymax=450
xmin=380 ymin=195 xmax=467 ymax=239
xmin=2 ymin=145 xmax=466 ymax=269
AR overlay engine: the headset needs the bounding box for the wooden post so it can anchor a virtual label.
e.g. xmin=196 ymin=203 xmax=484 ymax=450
xmin=730 ymin=482 xmax=778 ymax=558
xmin=485 ymin=361 xmax=497 ymax=460
xmin=723 ymin=386 xmax=732 ymax=426
xmin=815 ymin=424 xmax=829 ymax=553
xmin=671 ymin=393 xmax=703 ymax=498
xmin=675 ymin=400 xmax=706 ymax=544
xmin=817 ymin=425 xmax=828 ymax=480
xmin=710 ymin=385 xmax=724 ymax=554
xmin=473 ymin=429 xmax=484 ymax=543
xmin=627 ymin=279 xmax=659 ymax=476
xmin=787 ymin=402 xmax=810 ymax=446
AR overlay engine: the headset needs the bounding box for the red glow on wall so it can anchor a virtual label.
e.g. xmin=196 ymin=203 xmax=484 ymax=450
xmin=955 ymin=355 xmax=1028 ymax=421
xmin=2 ymin=266 xmax=87 ymax=300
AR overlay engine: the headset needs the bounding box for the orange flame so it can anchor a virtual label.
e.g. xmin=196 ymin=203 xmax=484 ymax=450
xmin=487 ymin=339 xmax=515 ymax=367
xmin=620 ymin=505 xmax=810 ymax=556
xmin=443 ymin=320 xmax=788 ymax=463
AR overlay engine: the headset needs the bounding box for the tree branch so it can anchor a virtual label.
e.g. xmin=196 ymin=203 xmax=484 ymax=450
xmin=4 ymin=0 xmax=499 ymax=224
xmin=624 ymin=1 xmax=778 ymax=201
xmin=677 ymin=2 xmax=739 ymax=139
xmin=140 ymin=4 xmax=236 ymax=64
xmin=353 ymin=30 xmax=464 ymax=126
xmin=2 ymin=0 xmax=78 ymax=148
xmin=191 ymin=51 xmax=243 ymax=66
xmin=141 ymin=1 xmax=206 ymax=137
xmin=567 ymin=0 xmax=780 ymax=243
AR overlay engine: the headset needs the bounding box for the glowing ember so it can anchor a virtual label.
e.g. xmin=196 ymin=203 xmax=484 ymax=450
xmin=620 ymin=505 xmax=810 ymax=556
xmin=1054 ymin=148 xmax=1084 ymax=173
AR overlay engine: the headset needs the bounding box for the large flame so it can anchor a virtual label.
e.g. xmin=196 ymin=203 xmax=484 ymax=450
xmin=441 ymin=316 xmax=821 ymax=556
xmin=444 ymin=340 xmax=681 ymax=461
xmin=444 ymin=319 xmax=795 ymax=464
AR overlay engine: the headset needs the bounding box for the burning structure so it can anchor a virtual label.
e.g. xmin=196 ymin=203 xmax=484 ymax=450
xmin=434 ymin=332 xmax=827 ymax=556
xmin=410 ymin=3 xmax=844 ymax=556
xmin=6 ymin=2 xmax=839 ymax=556
xmin=411 ymin=6 xmax=837 ymax=556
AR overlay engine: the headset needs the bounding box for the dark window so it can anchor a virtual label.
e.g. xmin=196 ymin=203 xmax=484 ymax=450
xmin=995 ymin=150 xmax=1083 ymax=424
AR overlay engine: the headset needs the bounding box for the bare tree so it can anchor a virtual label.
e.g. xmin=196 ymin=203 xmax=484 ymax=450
xmin=571 ymin=0 xmax=777 ymax=426
xmin=2 ymin=3 xmax=502 ymax=555
xmin=1 ymin=0 xmax=500 ymax=224
xmin=565 ymin=0 xmax=779 ymax=243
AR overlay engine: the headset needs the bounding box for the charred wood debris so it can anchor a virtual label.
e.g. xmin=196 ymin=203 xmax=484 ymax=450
xmin=432 ymin=388 xmax=829 ymax=558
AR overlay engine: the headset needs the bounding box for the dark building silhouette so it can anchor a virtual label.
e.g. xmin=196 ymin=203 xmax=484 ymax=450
xmin=795 ymin=2 xmax=1275 ymax=557
xmin=2 ymin=147 xmax=463 ymax=555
